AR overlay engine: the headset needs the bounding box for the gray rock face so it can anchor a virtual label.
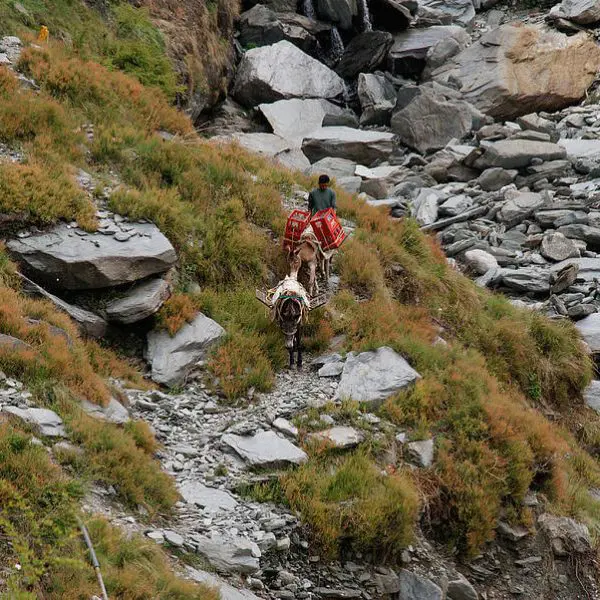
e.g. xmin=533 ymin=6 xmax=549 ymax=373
xmin=311 ymin=426 xmax=365 ymax=449
xmin=538 ymin=513 xmax=591 ymax=557
xmin=447 ymin=577 xmax=478 ymax=600
xmin=413 ymin=189 xmax=442 ymax=226
xmin=464 ymin=249 xmax=498 ymax=275
xmin=179 ymin=482 xmax=238 ymax=512
xmin=317 ymin=0 xmax=357 ymax=29
xmin=8 ymin=222 xmax=177 ymax=291
xmin=391 ymin=87 xmax=473 ymax=154
xmin=559 ymin=0 xmax=600 ymax=24
xmin=474 ymin=140 xmax=566 ymax=170
xmin=540 ymin=233 xmax=580 ymax=262
xmin=81 ymin=397 xmax=130 ymax=424
xmin=358 ymin=73 xmax=397 ymax=126
xmin=318 ymin=361 xmax=345 ymax=376
xmin=222 ymin=430 xmax=308 ymax=468
xmin=388 ymin=26 xmax=469 ymax=76
xmin=302 ymin=127 xmax=394 ymax=165
xmin=4 ymin=406 xmax=66 ymax=437
xmin=477 ymin=167 xmax=517 ymax=192
xmin=584 ymin=380 xmax=600 ymax=413
xmin=194 ymin=534 xmax=261 ymax=574
xmin=233 ymin=41 xmax=345 ymax=107
xmin=497 ymin=192 xmax=545 ymax=228
xmin=558 ymin=224 xmax=600 ymax=245
xmin=407 ymin=438 xmax=434 ymax=467
xmin=18 ymin=274 xmax=107 ymax=338
xmin=105 ymin=277 xmax=171 ymax=324
xmin=335 ymin=346 xmax=421 ymax=406
xmin=336 ymin=31 xmax=393 ymax=79
xmin=420 ymin=0 xmax=475 ymax=27
xmin=431 ymin=24 xmax=600 ymax=119
xmin=306 ymin=156 xmax=357 ymax=179
xmin=146 ymin=313 xmax=225 ymax=387
xmin=188 ymin=568 xmax=262 ymax=600
xmin=501 ymin=268 xmax=550 ymax=293
xmin=576 ymin=313 xmax=600 ymax=353
xmin=398 ymin=570 xmax=443 ymax=600
xmin=259 ymin=99 xmax=342 ymax=146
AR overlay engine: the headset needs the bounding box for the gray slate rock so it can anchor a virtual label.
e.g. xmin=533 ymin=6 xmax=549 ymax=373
xmin=0 ymin=333 xmax=33 ymax=352
xmin=81 ymin=397 xmax=130 ymax=424
xmin=4 ymin=406 xmax=66 ymax=437
xmin=398 ymin=570 xmax=443 ymax=600
xmin=146 ymin=312 xmax=225 ymax=387
xmin=194 ymin=534 xmax=261 ymax=574
xmin=188 ymin=568 xmax=262 ymax=600
xmin=584 ymin=380 xmax=600 ymax=413
xmin=576 ymin=313 xmax=600 ymax=353
xmin=179 ymin=481 xmax=238 ymax=512
xmin=540 ymin=233 xmax=580 ymax=262
xmin=318 ymin=361 xmax=345 ymax=377
xmin=8 ymin=222 xmax=176 ymax=290
xmin=559 ymin=0 xmax=600 ymax=25
xmin=310 ymin=426 xmax=365 ymax=449
xmin=391 ymin=87 xmax=473 ymax=154
xmin=477 ymin=167 xmax=517 ymax=192
xmin=105 ymin=277 xmax=171 ymax=324
xmin=306 ymin=157 xmax=357 ymax=179
xmin=538 ymin=513 xmax=591 ymax=556
xmin=222 ymin=430 xmax=308 ymax=468
xmin=233 ymin=41 xmax=345 ymax=107
xmin=406 ymin=438 xmax=434 ymax=467
xmin=335 ymin=346 xmax=421 ymax=406
xmin=317 ymin=0 xmax=357 ymax=29
xmin=358 ymin=73 xmax=397 ymax=126
xmin=464 ymin=249 xmax=498 ymax=275
xmin=474 ymin=140 xmax=566 ymax=170
xmin=336 ymin=31 xmax=393 ymax=78
xmin=501 ymin=268 xmax=550 ymax=293
xmin=302 ymin=127 xmax=394 ymax=165
xmin=420 ymin=0 xmax=475 ymax=27
xmin=497 ymin=192 xmax=544 ymax=228
xmin=447 ymin=576 xmax=478 ymax=600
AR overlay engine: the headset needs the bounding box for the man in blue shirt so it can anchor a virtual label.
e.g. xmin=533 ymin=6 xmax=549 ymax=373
xmin=308 ymin=174 xmax=337 ymax=216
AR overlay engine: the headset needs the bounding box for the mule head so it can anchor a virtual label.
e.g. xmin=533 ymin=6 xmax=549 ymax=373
xmin=288 ymin=249 xmax=302 ymax=279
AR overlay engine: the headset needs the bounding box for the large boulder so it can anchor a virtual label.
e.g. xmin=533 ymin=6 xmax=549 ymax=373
xmin=540 ymin=232 xmax=580 ymax=262
xmin=559 ymin=0 xmax=600 ymax=25
xmin=431 ymin=24 xmax=600 ymax=119
xmin=576 ymin=313 xmax=600 ymax=353
xmin=336 ymin=31 xmax=393 ymax=79
xmin=370 ymin=0 xmax=416 ymax=31
xmin=391 ymin=87 xmax=473 ymax=154
xmin=233 ymin=41 xmax=345 ymax=107
xmin=7 ymin=222 xmax=176 ymax=291
xmin=105 ymin=277 xmax=171 ymax=325
xmin=473 ymin=139 xmax=567 ymax=170
xmin=237 ymin=6 xmax=328 ymax=54
xmin=81 ymin=397 xmax=130 ymax=424
xmin=258 ymin=98 xmax=344 ymax=145
xmin=388 ymin=26 xmax=469 ymax=76
xmin=193 ymin=534 xmax=261 ymax=575
xmin=497 ymin=191 xmax=545 ymax=228
xmin=302 ymin=126 xmax=395 ymax=164
xmin=3 ymin=406 xmax=66 ymax=437
xmin=335 ymin=346 xmax=421 ymax=406
xmin=146 ymin=313 xmax=225 ymax=387
xmin=398 ymin=570 xmax=443 ymax=600
xmin=317 ymin=0 xmax=357 ymax=29
xmin=222 ymin=430 xmax=308 ymax=468
xmin=501 ymin=268 xmax=550 ymax=293
xmin=358 ymin=73 xmax=397 ymax=126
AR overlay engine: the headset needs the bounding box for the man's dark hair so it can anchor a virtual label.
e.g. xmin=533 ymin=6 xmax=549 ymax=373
xmin=318 ymin=174 xmax=330 ymax=184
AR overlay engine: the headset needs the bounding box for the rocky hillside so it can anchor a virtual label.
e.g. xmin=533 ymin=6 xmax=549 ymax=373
xmin=2 ymin=0 xmax=600 ymax=599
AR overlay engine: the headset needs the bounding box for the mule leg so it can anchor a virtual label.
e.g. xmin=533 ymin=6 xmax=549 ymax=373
xmin=309 ymin=261 xmax=318 ymax=296
xmin=288 ymin=348 xmax=294 ymax=368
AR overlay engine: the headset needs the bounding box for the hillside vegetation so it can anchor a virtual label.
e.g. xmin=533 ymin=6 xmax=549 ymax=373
xmin=0 ymin=18 xmax=599 ymax=596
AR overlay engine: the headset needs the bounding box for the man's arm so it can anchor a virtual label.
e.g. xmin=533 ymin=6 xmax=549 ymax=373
xmin=308 ymin=191 xmax=314 ymax=213
xmin=330 ymin=189 xmax=337 ymax=212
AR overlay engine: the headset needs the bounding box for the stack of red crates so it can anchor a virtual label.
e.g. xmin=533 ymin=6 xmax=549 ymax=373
xmin=282 ymin=209 xmax=311 ymax=251
xmin=310 ymin=208 xmax=346 ymax=251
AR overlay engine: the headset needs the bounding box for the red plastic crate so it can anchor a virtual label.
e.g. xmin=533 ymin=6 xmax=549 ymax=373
xmin=310 ymin=208 xmax=346 ymax=251
xmin=283 ymin=209 xmax=311 ymax=251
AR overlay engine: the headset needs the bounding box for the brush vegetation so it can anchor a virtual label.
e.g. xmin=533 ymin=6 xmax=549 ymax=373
xmin=0 ymin=21 xmax=599 ymax=595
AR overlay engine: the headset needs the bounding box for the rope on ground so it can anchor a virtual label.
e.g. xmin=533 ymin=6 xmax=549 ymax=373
xmin=77 ymin=517 xmax=109 ymax=600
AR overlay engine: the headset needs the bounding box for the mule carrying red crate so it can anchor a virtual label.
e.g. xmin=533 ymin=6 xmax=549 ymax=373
xmin=283 ymin=209 xmax=311 ymax=251
xmin=310 ymin=208 xmax=346 ymax=251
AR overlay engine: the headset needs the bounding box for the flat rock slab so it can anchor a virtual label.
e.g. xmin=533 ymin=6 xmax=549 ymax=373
xmin=302 ymin=126 xmax=395 ymax=165
xmin=334 ymin=346 xmax=421 ymax=406
xmin=398 ymin=570 xmax=443 ymax=600
xmin=474 ymin=140 xmax=566 ymax=170
xmin=4 ymin=406 xmax=66 ymax=437
xmin=318 ymin=361 xmax=345 ymax=377
xmin=310 ymin=426 xmax=365 ymax=449
xmin=81 ymin=397 xmax=130 ymax=424
xmin=559 ymin=138 xmax=600 ymax=158
xmin=105 ymin=277 xmax=171 ymax=324
xmin=146 ymin=312 xmax=225 ymax=387
xmin=188 ymin=567 xmax=262 ymax=600
xmin=576 ymin=313 xmax=600 ymax=353
xmin=233 ymin=40 xmax=345 ymax=107
xmin=179 ymin=481 xmax=238 ymax=512
xmin=194 ymin=534 xmax=261 ymax=575
xmin=584 ymin=380 xmax=600 ymax=413
xmin=8 ymin=222 xmax=177 ymax=290
xmin=222 ymin=430 xmax=308 ymax=468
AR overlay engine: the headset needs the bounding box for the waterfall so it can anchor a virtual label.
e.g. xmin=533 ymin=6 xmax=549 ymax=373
xmin=330 ymin=26 xmax=345 ymax=62
xmin=358 ymin=0 xmax=372 ymax=31
xmin=303 ymin=0 xmax=316 ymax=20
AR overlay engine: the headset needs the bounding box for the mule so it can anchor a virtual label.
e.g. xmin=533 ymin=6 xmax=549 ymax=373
xmin=289 ymin=229 xmax=329 ymax=296
xmin=278 ymin=297 xmax=303 ymax=368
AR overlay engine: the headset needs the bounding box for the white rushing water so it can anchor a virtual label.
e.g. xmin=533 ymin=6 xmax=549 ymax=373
xmin=358 ymin=0 xmax=373 ymax=31
xmin=330 ymin=26 xmax=345 ymax=61
xmin=303 ymin=0 xmax=316 ymax=20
